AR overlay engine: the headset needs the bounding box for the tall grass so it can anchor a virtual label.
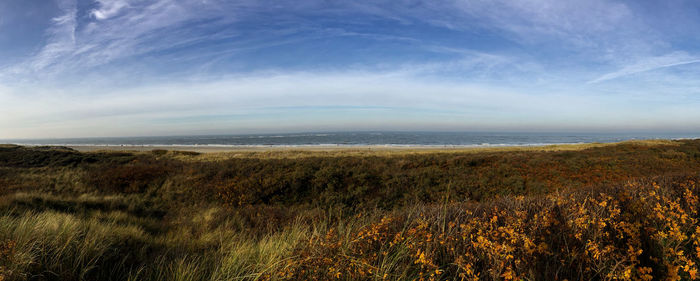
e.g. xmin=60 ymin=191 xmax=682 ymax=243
xmin=3 ymin=178 xmax=700 ymax=280
xmin=0 ymin=193 xmax=313 ymax=281
xmin=0 ymin=210 xmax=147 ymax=280
xmin=2 ymin=141 xmax=700 ymax=280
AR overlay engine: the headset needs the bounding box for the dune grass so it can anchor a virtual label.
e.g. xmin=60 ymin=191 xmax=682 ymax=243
xmin=3 ymin=177 xmax=700 ymax=280
xmin=0 ymin=192 xmax=311 ymax=281
xmin=1 ymin=140 xmax=700 ymax=280
xmin=143 ymin=139 xmax=682 ymax=161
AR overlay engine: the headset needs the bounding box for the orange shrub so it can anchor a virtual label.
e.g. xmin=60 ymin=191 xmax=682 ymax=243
xmin=274 ymin=176 xmax=700 ymax=280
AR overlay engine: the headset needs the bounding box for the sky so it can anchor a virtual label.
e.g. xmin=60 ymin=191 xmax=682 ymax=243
xmin=1 ymin=0 xmax=700 ymax=138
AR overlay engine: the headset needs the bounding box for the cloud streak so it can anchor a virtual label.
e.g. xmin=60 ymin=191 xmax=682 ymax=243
xmin=589 ymin=52 xmax=700 ymax=83
xmin=22 ymin=0 xmax=77 ymax=73
xmin=1 ymin=0 xmax=700 ymax=138
xmin=3 ymin=0 xmax=650 ymax=78
xmin=4 ymin=0 xmax=242 ymax=78
xmin=91 ymin=0 xmax=130 ymax=20
xmin=2 ymin=68 xmax=699 ymax=138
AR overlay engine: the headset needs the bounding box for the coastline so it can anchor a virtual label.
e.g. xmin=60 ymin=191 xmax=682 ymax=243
xmin=12 ymin=138 xmax=681 ymax=153
xmin=65 ymin=144 xmax=546 ymax=153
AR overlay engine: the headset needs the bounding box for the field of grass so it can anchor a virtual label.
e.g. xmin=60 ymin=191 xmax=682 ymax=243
xmin=1 ymin=140 xmax=700 ymax=280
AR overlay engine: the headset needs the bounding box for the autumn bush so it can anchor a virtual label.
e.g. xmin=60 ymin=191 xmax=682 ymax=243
xmin=276 ymin=176 xmax=700 ymax=280
xmin=86 ymin=158 xmax=177 ymax=193
xmin=1 ymin=140 xmax=700 ymax=280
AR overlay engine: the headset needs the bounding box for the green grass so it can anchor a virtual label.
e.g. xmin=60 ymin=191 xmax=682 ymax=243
xmin=0 ymin=192 xmax=312 ymax=281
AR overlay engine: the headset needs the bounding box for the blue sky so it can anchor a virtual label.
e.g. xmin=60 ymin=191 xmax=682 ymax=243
xmin=1 ymin=0 xmax=700 ymax=138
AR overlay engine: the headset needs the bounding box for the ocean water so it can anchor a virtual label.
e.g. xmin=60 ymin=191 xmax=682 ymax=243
xmin=4 ymin=132 xmax=699 ymax=147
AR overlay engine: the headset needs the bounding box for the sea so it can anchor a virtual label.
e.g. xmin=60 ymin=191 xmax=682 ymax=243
xmin=3 ymin=132 xmax=699 ymax=148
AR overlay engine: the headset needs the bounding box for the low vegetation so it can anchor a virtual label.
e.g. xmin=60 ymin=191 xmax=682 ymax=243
xmin=1 ymin=140 xmax=700 ymax=280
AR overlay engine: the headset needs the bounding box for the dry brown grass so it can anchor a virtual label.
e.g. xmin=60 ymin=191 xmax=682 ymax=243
xmin=79 ymin=139 xmax=683 ymax=161
xmin=1 ymin=139 xmax=699 ymax=280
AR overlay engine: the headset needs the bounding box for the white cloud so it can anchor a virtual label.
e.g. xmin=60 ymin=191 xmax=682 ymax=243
xmin=3 ymin=68 xmax=699 ymax=138
xmin=2 ymin=0 xmax=237 ymax=78
xmin=379 ymin=0 xmax=643 ymax=48
xmin=589 ymin=52 xmax=700 ymax=83
xmin=21 ymin=0 xmax=77 ymax=73
xmin=0 ymin=0 xmax=660 ymax=80
xmin=1 ymin=0 xmax=700 ymax=138
xmin=91 ymin=0 xmax=130 ymax=20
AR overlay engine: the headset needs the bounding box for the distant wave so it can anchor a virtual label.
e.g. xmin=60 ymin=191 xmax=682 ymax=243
xmin=3 ymin=132 xmax=698 ymax=148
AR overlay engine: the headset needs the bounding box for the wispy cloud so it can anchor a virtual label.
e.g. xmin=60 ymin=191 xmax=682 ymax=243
xmin=3 ymin=67 xmax=699 ymax=138
xmin=390 ymin=0 xmax=645 ymax=51
xmin=588 ymin=52 xmax=700 ymax=84
xmin=23 ymin=0 xmax=77 ymax=73
xmin=0 ymin=0 xmax=660 ymax=80
xmin=91 ymin=0 xmax=130 ymax=20
xmin=1 ymin=0 xmax=700 ymax=138
xmin=3 ymin=0 xmax=244 ymax=78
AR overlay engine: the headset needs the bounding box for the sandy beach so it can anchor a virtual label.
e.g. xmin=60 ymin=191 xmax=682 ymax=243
xmin=58 ymin=139 xmax=680 ymax=154
xmin=64 ymin=144 xmax=493 ymax=153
